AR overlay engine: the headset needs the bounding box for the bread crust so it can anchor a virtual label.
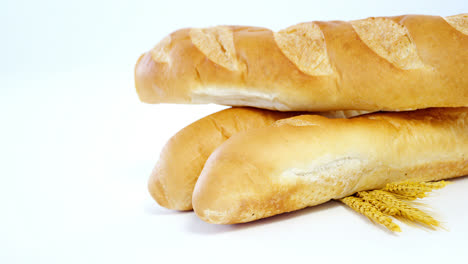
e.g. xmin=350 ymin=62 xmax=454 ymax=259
xmin=135 ymin=14 xmax=468 ymax=111
xmin=192 ymin=107 xmax=468 ymax=224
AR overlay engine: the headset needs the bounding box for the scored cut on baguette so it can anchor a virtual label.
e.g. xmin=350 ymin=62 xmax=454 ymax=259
xmin=192 ymin=107 xmax=468 ymax=224
xmin=150 ymin=107 xmax=371 ymax=210
xmin=135 ymin=14 xmax=468 ymax=112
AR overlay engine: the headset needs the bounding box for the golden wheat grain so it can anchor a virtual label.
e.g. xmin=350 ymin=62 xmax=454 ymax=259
xmin=420 ymin=181 xmax=450 ymax=190
xmin=383 ymin=181 xmax=432 ymax=195
xmin=356 ymin=191 xmax=399 ymax=215
xmin=340 ymin=196 xmax=401 ymax=232
xmin=339 ymin=180 xmax=449 ymax=232
xmin=383 ymin=180 xmax=450 ymax=200
xmin=390 ymin=193 xmax=423 ymax=201
xmin=368 ymin=190 xmax=440 ymax=228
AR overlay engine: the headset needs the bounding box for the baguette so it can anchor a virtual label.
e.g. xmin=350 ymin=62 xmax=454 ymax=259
xmin=192 ymin=107 xmax=468 ymax=224
xmin=149 ymin=107 xmax=295 ymax=210
xmin=135 ymin=14 xmax=468 ymax=111
xmin=150 ymin=107 xmax=370 ymax=210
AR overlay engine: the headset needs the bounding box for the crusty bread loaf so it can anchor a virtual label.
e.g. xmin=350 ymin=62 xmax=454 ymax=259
xmin=192 ymin=107 xmax=468 ymax=224
xmin=149 ymin=107 xmax=371 ymax=210
xmin=149 ymin=107 xmax=295 ymax=210
xmin=135 ymin=14 xmax=468 ymax=112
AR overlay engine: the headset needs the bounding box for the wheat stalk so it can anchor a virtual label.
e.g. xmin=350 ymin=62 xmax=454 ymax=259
xmin=338 ymin=180 xmax=449 ymax=232
xmin=340 ymin=196 xmax=401 ymax=232
xmin=368 ymin=190 xmax=440 ymax=229
xmin=356 ymin=191 xmax=398 ymax=215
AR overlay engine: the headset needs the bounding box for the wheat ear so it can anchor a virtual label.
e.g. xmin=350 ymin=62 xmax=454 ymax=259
xmin=369 ymin=190 xmax=440 ymax=229
xmin=340 ymin=196 xmax=401 ymax=232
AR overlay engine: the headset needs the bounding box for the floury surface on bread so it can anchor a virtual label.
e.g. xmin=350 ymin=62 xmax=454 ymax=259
xmin=192 ymin=108 xmax=468 ymax=224
xmin=149 ymin=107 xmax=370 ymax=210
xmin=135 ymin=14 xmax=468 ymax=112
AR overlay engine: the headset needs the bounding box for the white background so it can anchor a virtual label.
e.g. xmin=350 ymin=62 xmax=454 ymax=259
xmin=1 ymin=0 xmax=467 ymax=263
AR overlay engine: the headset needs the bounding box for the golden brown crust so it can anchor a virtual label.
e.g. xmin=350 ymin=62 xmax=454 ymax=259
xmin=135 ymin=14 xmax=468 ymax=111
xmin=192 ymin=108 xmax=468 ymax=224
